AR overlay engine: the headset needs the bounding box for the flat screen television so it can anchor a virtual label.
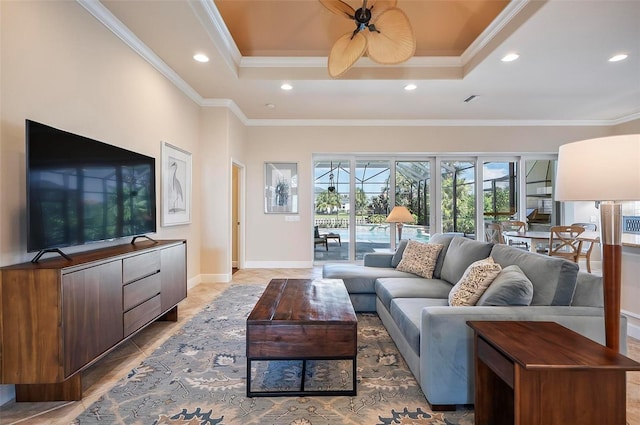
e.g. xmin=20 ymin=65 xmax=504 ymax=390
xmin=26 ymin=120 xmax=157 ymax=260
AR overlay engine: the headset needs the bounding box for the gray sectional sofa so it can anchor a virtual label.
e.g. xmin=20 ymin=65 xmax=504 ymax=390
xmin=322 ymin=234 xmax=627 ymax=409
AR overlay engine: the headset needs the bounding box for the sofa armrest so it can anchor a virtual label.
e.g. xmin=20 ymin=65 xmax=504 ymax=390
xmin=419 ymin=305 xmax=623 ymax=406
xmin=363 ymin=252 xmax=394 ymax=268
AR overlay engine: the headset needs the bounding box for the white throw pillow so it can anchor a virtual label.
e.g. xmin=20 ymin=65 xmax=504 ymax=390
xmin=396 ymin=240 xmax=443 ymax=279
xmin=448 ymin=257 xmax=502 ymax=306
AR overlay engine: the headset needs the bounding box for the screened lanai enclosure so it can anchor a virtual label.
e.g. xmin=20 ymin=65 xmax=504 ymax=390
xmin=313 ymin=157 xmax=558 ymax=262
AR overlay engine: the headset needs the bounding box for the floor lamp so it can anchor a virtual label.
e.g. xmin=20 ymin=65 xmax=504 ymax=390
xmin=555 ymin=134 xmax=640 ymax=352
xmin=386 ymin=206 xmax=414 ymax=242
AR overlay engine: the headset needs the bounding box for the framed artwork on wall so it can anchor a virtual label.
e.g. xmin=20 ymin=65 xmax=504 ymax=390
xmin=161 ymin=142 xmax=192 ymax=226
xmin=265 ymin=162 xmax=298 ymax=214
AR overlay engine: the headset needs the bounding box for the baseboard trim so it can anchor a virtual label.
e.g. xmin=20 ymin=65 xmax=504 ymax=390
xmin=243 ymin=261 xmax=314 ymax=269
xmin=622 ymin=309 xmax=640 ymax=340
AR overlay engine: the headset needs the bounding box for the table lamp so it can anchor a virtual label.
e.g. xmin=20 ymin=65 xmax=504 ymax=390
xmin=555 ymin=134 xmax=640 ymax=352
xmin=386 ymin=206 xmax=414 ymax=241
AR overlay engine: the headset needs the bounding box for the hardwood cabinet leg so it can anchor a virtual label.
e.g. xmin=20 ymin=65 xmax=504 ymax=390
xmin=15 ymin=374 xmax=82 ymax=402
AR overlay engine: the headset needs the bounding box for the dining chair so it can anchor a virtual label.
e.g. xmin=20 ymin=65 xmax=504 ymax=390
xmin=501 ymin=220 xmax=529 ymax=250
xmin=572 ymin=222 xmax=598 ymax=273
xmin=548 ymin=225 xmax=585 ymax=263
xmin=485 ymin=223 xmax=505 ymax=244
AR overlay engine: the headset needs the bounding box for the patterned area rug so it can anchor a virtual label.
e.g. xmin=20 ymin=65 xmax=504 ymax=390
xmin=72 ymin=284 xmax=474 ymax=425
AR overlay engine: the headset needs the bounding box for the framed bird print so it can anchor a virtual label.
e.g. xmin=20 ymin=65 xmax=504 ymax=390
xmin=161 ymin=141 xmax=192 ymax=226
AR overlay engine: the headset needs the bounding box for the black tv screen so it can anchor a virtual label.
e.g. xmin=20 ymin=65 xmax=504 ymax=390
xmin=26 ymin=120 xmax=157 ymax=253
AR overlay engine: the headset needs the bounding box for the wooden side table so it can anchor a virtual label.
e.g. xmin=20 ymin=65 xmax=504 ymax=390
xmin=467 ymin=321 xmax=640 ymax=425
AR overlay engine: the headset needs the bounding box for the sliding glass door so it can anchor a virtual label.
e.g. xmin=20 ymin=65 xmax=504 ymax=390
xmin=395 ymin=160 xmax=431 ymax=243
xmin=314 ymin=159 xmax=350 ymax=261
xmin=354 ymin=160 xmax=391 ymax=260
xmin=313 ymin=154 xmax=553 ymax=263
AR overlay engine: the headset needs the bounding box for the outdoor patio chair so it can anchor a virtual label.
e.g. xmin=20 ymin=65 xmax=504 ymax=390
xmin=314 ymin=225 xmax=328 ymax=251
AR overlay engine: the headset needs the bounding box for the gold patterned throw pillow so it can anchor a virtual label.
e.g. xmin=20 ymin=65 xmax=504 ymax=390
xmin=396 ymin=240 xmax=444 ymax=279
xmin=448 ymin=257 xmax=502 ymax=306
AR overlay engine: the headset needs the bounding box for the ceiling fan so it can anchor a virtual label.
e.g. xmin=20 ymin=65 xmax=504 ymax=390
xmin=320 ymin=0 xmax=415 ymax=78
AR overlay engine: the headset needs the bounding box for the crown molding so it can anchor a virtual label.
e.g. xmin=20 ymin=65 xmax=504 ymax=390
xmin=460 ymin=0 xmax=532 ymax=65
xmin=77 ymin=0 xmax=203 ymax=105
xmin=201 ymin=99 xmax=249 ymax=125
xmin=241 ymin=118 xmax=622 ymax=127
xmin=189 ymin=0 xmax=241 ymax=76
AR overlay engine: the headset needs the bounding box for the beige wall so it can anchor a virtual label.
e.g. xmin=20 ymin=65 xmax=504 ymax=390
xmin=1 ymin=0 xmax=203 ymax=271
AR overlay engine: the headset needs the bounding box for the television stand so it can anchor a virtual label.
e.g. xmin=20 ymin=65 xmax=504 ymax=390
xmin=30 ymin=248 xmax=72 ymax=263
xmin=131 ymin=235 xmax=158 ymax=244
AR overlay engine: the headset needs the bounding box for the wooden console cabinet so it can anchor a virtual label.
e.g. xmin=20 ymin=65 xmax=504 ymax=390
xmin=0 ymin=239 xmax=186 ymax=402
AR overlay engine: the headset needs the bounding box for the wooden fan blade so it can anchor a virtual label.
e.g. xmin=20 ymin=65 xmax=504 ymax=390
xmin=328 ymin=32 xmax=367 ymax=78
xmin=369 ymin=0 xmax=397 ymax=22
xmin=319 ymin=0 xmax=355 ymax=19
xmin=366 ymin=8 xmax=415 ymax=65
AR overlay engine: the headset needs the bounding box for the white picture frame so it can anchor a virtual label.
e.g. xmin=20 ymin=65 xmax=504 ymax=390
xmin=265 ymin=162 xmax=298 ymax=214
xmin=161 ymin=142 xmax=192 ymax=226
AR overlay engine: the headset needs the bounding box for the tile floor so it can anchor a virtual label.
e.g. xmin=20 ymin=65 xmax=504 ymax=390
xmin=0 ymin=266 xmax=638 ymax=425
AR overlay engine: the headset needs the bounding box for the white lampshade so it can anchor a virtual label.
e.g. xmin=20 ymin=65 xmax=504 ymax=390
xmin=555 ymin=134 xmax=640 ymax=202
xmin=386 ymin=206 xmax=414 ymax=223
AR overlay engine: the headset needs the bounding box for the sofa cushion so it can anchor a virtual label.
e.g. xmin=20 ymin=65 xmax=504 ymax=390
xmin=396 ymin=241 xmax=443 ymax=278
xmin=440 ymin=237 xmax=493 ymax=284
xmin=448 ymin=257 xmax=502 ymax=306
xmin=376 ymin=277 xmax=453 ymax=310
xmin=391 ymin=239 xmax=410 ymax=268
xmin=427 ymin=233 xmax=457 ymax=279
xmin=477 ymin=265 xmax=534 ymax=306
xmin=490 ymin=244 xmax=579 ymax=306
xmin=322 ymin=263 xmax=416 ymax=294
xmin=389 ymin=298 xmax=448 ymax=355
xmin=571 ymin=272 xmax=604 ymax=308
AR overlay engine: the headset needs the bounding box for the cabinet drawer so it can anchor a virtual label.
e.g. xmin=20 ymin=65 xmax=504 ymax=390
xmin=123 ymin=273 xmax=161 ymax=311
xmin=123 ymin=251 xmax=160 ymax=284
xmin=123 ymin=294 xmax=161 ymax=337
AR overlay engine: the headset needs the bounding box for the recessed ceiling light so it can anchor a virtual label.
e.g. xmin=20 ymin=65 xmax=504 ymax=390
xmin=281 ymin=83 xmax=293 ymax=91
xmin=501 ymin=53 xmax=520 ymax=62
xmin=404 ymin=84 xmax=417 ymax=91
xmin=193 ymin=53 xmax=209 ymax=63
xmin=609 ymin=54 xmax=628 ymax=62
xmin=265 ymin=103 xmax=276 ymax=109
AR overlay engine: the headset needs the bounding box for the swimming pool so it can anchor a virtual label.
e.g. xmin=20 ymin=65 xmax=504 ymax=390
xmin=322 ymin=225 xmax=431 ymax=243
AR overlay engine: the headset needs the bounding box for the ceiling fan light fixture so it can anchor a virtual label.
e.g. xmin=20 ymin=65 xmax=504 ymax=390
xmin=320 ymin=0 xmax=415 ymax=78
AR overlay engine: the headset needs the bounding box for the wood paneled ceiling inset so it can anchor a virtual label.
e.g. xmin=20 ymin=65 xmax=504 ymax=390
xmin=213 ymin=0 xmax=510 ymax=57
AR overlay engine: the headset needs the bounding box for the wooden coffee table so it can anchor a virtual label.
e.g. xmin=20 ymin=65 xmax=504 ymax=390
xmin=246 ymin=278 xmax=357 ymax=397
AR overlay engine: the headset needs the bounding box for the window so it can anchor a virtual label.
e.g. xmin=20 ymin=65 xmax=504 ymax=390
xmin=441 ymin=160 xmax=476 ymax=236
